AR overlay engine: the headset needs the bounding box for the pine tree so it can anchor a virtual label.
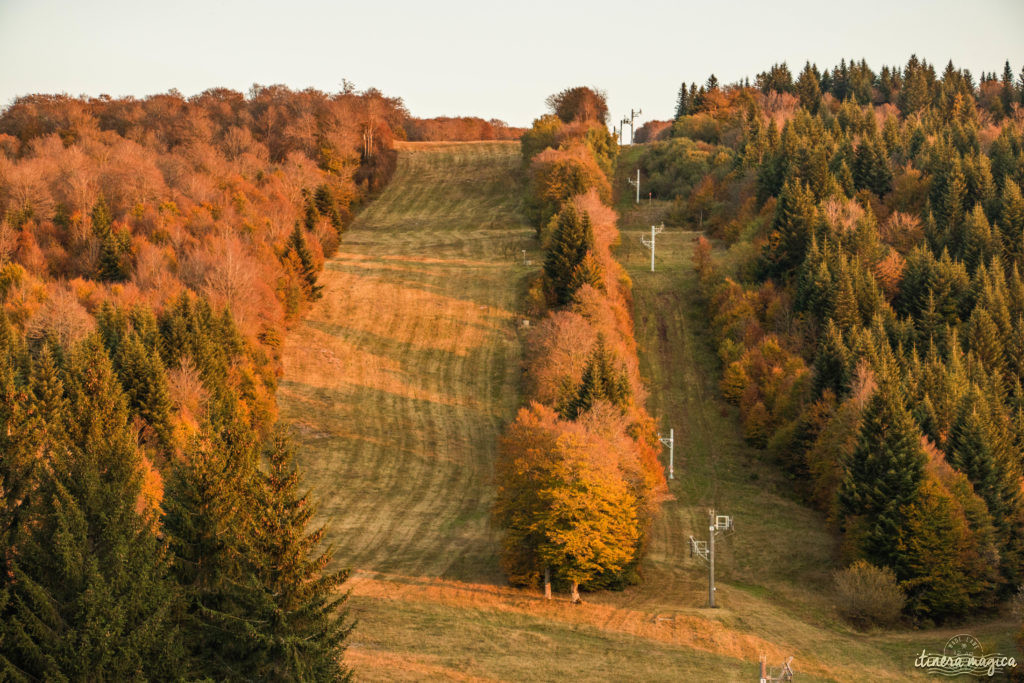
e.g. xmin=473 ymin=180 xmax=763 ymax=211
xmin=0 ymin=336 xmax=181 ymax=679
xmin=813 ymin=319 xmax=852 ymax=398
xmin=838 ymin=381 xmax=927 ymax=568
xmin=244 ymin=433 xmax=354 ymax=681
xmin=999 ymin=180 xmax=1024 ymax=266
xmin=765 ymin=178 xmax=817 ymax=274
xmin=795 ymin=62 xmax=822 ymax=113
xmin=562 ymin=335 xmax=631 ymax=418
xmin=116 ymin=331 xmax=175 ymax=450
xmin=90 ymin=195 xmax=113 ymax=239
xmin=283 ymin=223 xmax=323 ymax=301
xmin=895 ymin=479 xmax=992 ymax=620
xmin=544 ymin=205 xmax=595 ymax=306
xmin=0 ymin=313 xmax=38 ymax=586
xmin=567 ymin=250 xmax=604 ymax=293
xmin=164 ymin=391 xmax=260 ymax=678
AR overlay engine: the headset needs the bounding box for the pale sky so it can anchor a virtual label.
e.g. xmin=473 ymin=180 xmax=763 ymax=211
xmin=0 ymin=0 xmax=1022 ymax=128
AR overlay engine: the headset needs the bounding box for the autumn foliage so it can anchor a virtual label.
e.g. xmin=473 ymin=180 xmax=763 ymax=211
xmin=671 ymin=56 xmax=1024 ymax=622
xmin=494 ymin=89 xmax=664 ymax=601
xmin=404 ymin=116 xmax=524 ymax=141
xmin=0 ymin=84 xmax=408 ymax=678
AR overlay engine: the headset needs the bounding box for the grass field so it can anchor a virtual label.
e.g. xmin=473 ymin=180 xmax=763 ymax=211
xmin=278 ymin=142 xmax=1018 ymax=681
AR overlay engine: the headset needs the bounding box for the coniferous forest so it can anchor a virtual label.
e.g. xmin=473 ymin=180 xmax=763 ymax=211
xmin=642 ymin=56 xmax=1024 ymax=624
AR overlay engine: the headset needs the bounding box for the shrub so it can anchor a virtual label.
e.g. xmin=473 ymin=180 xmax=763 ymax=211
xmin=833 ymin=560 xmax=905 ymax=629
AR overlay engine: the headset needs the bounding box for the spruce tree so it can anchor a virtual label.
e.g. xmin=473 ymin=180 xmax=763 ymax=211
xmin=765 ymin=178 xmax=817 ymax=274
xmin=947 ymin=390 xmax=1024 ymax=584
xmin=283 ymin=223 xmax=323 ymax=301
xmin=97 ymin=228 xmax=132 ymax=282
xmin=967 ymin=307 xmax=1006 ymax=377
xmin=562 ymin=335 xmax=632 ymax=418
xmin=567 ymin=250 xmax=604 ymax=293
xmin=245 ymin=433 xmax=354 ymax=681
xmin=812 ymin=319 xmax=852 ymax=398
xmin=90 ymin=195 xmax=113 ymax=239
xmin=895 ymin=480 xmax=992 ymax=620
xmin=838 ymin=380 xmax=927 ymax=568
xmin=0 ymin=336 xmax=181 ymax=680
xmin=543 ymin=205 xmax=595 ymax=306
xmin=163 ymin=392 xmax=261 ymax=679
xmin=0 ymin=313 xmax=38 ymax=587
xmin=116 ymin=331 xmax=175 ymax=450
xmin=831 ymin=261 xmax=861 ymax=333
xmin=999 ymin=180 xmax=1024 ymax=266
xmin=795 ymin=62 xmax=822 ymax=113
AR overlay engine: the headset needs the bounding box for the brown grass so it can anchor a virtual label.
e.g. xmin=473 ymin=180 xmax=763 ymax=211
xmin=276 ymin=142 xmax=1018 ymax=681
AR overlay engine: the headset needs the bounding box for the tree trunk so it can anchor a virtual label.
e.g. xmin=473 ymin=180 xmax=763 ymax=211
xmin=570 ymin=580 xmax=580 ymax=604
xmin=544 ymin=567 xmax=551 ymax=600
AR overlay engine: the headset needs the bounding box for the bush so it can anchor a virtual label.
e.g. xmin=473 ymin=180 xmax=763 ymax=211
xmin=833 ymin=560 xmax=905 ymax=629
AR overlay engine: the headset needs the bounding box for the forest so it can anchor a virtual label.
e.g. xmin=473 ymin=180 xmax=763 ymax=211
xmin=639 ymin=56 xmax=1024 ymax=626
xmin=0 ymin=85 xmax=413 ymax=679
xmin=5 ymin=49 xmax=1024 ymax=678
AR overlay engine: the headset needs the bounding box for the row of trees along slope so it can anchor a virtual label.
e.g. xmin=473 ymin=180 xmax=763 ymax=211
xmin=493 ymin=87 xmax=666 ymax=604
xmin=639 ymin=56 xmax=1024 ymax=627
xmin=0 ymin=85 xmax=410 ymax=680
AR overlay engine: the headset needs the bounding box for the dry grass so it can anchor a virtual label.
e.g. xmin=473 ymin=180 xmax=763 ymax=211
xmin=277 ymin=142 xmax=1018 ymax=681
xmin=280 ymin=141 xmax=531 ymax=581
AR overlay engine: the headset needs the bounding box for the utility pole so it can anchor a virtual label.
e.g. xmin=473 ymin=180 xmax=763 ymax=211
xmin=620 ymin=116 xmax=629 ymax=145
xmin=689 ymin=509 xmax=733 ymax=608
xmin=627 ymin=108 xmax=642 ymax=144
xmin=708 ymin=510 xmax=716 ymax=608
xmin=640 ymin=223 xmax=664 ymax=272
xmin=658 ymin=428 xmax=674 ymax=480
xmin=627 ymin=169 xmax=640 ymax=204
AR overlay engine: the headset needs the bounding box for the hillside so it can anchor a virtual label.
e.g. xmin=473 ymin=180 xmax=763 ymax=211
xmin=277 ymin=141 xmax=1017 ymax=681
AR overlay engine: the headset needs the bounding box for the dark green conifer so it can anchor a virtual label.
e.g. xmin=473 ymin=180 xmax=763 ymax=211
xmin=283 ymin=223 xmax=323 ymax=301
xmin=164 ymin=394 xmax=260 ymax=679
xmin=795 ymin=62 xmax=822 ymax=113
xmin=543 ymin=205 xmax=595 ymax=306
xmin=999 ymin=180 xmax=1024 ymax=266
xmin=838 ymin=380 xmax=927 ymax=568
xmin=562 ymin=335 xmax=632 ymax=418
xmin=765 ymin=178 xmax=817 ymax=274
xmin=244 ymin=433 xmax=354 ymax=681
xmin=0 ymin=336 xmax=181 ymax=680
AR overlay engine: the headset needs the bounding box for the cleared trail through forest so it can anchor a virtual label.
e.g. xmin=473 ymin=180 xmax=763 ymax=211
xmin=279 ymin=141 xmax=530 ymax=582
xmin=273 ymin=143 xmax=1011 ymax=681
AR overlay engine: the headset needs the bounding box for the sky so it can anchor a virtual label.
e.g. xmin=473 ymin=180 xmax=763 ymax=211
xmin=0 ymin=0 xmax=1022 ymax=128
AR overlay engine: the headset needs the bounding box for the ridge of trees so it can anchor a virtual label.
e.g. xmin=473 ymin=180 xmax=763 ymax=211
xmin=494 ymin=87 xmax=665 ymax=603
xmin=404 ymin=117 xmax=524 ymax=142
xmin=0 ymin=83 xmax=411 ymax=678
xmin=650 ymin=55 xmax=1024 ymax=625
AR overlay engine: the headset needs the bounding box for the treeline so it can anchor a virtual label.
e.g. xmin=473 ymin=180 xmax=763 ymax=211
xmin=404 ymin=116 xmax=524 ymax=141
xmin=645 ymin=55 xmax=1024 ymax=624
xmin=493 ymin=87 xmax=665 ymax=602
xmin=0 ymin=84 xmax=409 ymax=678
